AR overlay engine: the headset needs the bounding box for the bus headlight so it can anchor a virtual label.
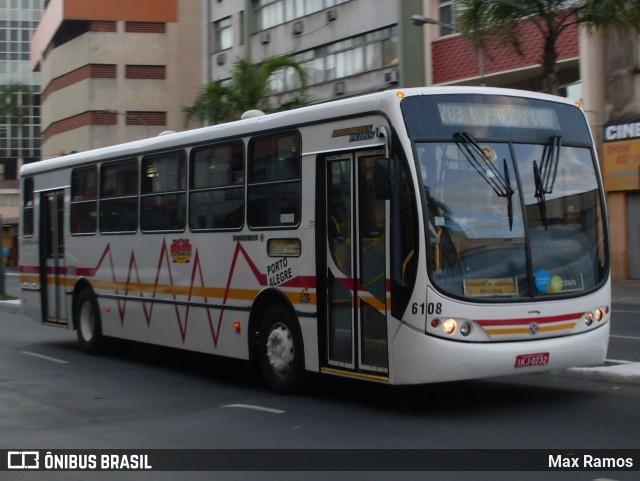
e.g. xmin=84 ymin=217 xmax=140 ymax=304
xmin=460 ymin=321 xmax=471 ymax=337
xmin=584 ymin=311 xmax=594 ymax=326
xmin=595 ymin=308 xmax=604 ymax=322
xmin=442 ymin=318 xmax=458 ymax=335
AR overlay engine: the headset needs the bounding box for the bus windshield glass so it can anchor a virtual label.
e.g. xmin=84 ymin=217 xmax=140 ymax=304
xmin=401 ymin=94 xmax=608 ymax=300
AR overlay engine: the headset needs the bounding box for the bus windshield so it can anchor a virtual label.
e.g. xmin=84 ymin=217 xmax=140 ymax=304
xmin=402 ymin=94 xmax=608 ymax=300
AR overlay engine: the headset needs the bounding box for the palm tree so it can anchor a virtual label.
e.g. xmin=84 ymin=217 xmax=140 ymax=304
xmin=456 ymin=0 xmax=640 ymax=95
xmin=0 ymin=83 xmax=33 ymax=124
xmin=184 ymin=56 xmax=311 ymax=126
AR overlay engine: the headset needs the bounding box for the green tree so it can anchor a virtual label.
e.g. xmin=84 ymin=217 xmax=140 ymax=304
xmin=184 ymin=56 xmax=311 ymax=126
xmin=0 ymin=83 xmax=34 ymax=124
xmin=456 ymin=0 xmax=640 ymax=95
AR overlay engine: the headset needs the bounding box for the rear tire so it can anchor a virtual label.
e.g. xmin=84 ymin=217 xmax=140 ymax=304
xmin=258 ymin=304 xmax=305 ymax=394
xmin=75 ymin=289 xmax=103 ymax=354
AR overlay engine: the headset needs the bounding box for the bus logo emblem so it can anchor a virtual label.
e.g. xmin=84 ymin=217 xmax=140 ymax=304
xmin=529 ymin=322 xmax=539 ymax=335
xmin=170 ymin=238 xmax=192 ymax=264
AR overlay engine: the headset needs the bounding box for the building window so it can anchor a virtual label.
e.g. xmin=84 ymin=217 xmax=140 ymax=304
xmin=248 ymin=131 xmax=301 ymax=228
xmin=214 ymin=16 xmax=233 ymax=51
xmin=273 ymin=26 xmax=397 ymax=93
xmin=125 ymin=65 xmax=166 ymax=79
xmin=189 ymin=142 xmax=244 ymax=231
xmin=70 ymin=166 xmax=98 ymax=234
xmin=254 ymin=0 xmax=350 ymax=31
xmin=438 ymin=0 xmax=457 ymax=36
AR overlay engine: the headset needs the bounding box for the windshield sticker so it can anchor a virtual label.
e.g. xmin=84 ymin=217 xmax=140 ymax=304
xmin=480 ymin=144 xmax=497 ymax=162
xmin=463 ymin=278 xmax=518 ymax=297
xmin=535 ymin=270 xmax=585 ymax=293
xmin=331 ymin=125 xmax=375 ymax=142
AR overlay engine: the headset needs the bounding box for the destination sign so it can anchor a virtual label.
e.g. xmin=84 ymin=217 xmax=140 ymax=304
xmin=437 ymin=102 xmax=560 ymax=130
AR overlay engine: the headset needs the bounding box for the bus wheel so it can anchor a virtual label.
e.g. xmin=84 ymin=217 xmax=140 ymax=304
xmin=75 ymin=289 xmax=103 ymax=354
xmin=258 ymin=305 xmax=304 ymax=394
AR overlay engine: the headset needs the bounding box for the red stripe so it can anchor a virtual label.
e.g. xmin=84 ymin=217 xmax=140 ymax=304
xmin=476 ymin=312 xmax=583 ymax=327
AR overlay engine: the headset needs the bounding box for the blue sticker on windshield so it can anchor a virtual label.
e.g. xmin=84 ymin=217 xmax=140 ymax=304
xmin=534 ymin=269 xmax=551 ymax=292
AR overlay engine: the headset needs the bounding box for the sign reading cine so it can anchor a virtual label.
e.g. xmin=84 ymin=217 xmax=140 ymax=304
xmin=603 ymin=119 xmax=640 ymax=192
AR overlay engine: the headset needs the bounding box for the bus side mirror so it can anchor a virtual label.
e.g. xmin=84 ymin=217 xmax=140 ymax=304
xmin=374 ymin=157 xmax=393 ymax=199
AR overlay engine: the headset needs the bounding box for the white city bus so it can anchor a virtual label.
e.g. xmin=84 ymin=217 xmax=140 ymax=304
xmin=19 ymin=87 xmax=610 ymax=393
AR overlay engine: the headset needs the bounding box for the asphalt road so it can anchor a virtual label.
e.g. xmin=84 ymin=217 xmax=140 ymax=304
xmin=1 ymin=273 xmax=638 ymax=481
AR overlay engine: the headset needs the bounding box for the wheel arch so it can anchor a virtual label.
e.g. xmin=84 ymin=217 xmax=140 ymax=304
xmin=71 ymin=277 xmax=96 ymax=330
xmin=248 ymin=287 xmax=299 ymax=362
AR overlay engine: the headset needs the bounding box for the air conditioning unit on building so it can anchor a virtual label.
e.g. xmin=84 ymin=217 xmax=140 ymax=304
xmin=326 ymin=8 xmax=337 ymax=22
xmin=384 ymin=70 xmax=399 ymax=84
xmin=334 ymin=81 xmax=345 ymax=95
xmin=292 ymin=21 xmax=303 ymax=35
xmin=260 ymin=31 xmax=270 ymax=44
xmin=216 ymin=53 xmax=226 ymax=65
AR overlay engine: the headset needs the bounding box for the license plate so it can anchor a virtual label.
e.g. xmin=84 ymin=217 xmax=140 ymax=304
xmin=515 ymin=352 xmax=549 ymax=368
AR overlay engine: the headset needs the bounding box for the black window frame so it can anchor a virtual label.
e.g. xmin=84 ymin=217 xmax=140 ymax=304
xmin=99 ymin=158 xmax=139 ymax=234
xmin=189 ymin=140 xmax=245 ymax=232
xmin=140 ymin=149 xmax=187 ymax=233
xmin=70 ymin=165 xmax=98 ymax=235
xmin=247 ymin=130 xmax=302 ymax=229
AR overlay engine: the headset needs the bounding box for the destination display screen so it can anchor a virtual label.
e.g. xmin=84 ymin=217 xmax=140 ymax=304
xmin=437 ymin=102 xmax=560 ymax=130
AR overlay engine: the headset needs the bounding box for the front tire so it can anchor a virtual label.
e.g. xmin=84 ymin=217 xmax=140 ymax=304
xmin=75 ymin=289 xmax=103 ymax=354
xmin=258 ymin=304 xmax=304 ymax=394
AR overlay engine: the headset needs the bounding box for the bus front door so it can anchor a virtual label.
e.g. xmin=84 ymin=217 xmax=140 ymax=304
xmin=39 ymin=190 xmax=67 ymax=325
xmin=324 ymin=150 xmax=389 ymax=377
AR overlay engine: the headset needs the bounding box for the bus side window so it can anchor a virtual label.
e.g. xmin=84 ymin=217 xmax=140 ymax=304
xmin=99 ymin=159 xmax=139 ymax=233
xmin=392 ymin=154 xmax=419 ymax=319
xmin=141 ymin=150 xmax=187 ymax=232
xmin=248 ymin=131 xmax=301 ymax=228
xmin=22 ymin=176 xmax=34 ymax=237
xmin=70 ymin=166 xmax=98 ymax=235
xmin=189 ymin=141 xmax=244 ymax=231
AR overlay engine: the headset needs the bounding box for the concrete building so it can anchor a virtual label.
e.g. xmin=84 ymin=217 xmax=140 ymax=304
xmin=30 ymin=0 xmax=203 ymax=160
xmin=205 ymin=0 xmax=425 ymax=104
xmin=0 ymin=0 xmax=43 ymax=267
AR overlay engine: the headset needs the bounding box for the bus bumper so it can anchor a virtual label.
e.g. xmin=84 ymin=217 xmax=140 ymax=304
xmin=389 ymin=321 xmax=609 ymax=385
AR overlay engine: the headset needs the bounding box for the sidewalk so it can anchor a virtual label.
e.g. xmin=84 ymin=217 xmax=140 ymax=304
xmin=0 ymin=280 xmax=638 ymax=385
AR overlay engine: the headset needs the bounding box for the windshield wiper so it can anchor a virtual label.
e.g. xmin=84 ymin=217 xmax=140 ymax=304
xmin=454 ymin=131 xmax=514 ymax=230
xmin=533 ymin=159 xmax=547 ymax=229
xmin=539 ymin=135 xmax=562 ymax=194
xmin=533 ymin=135 xmax=562 ymax=229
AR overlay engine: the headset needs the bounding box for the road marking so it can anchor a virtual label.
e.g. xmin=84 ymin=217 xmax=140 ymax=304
xmin=222 ymin=403 xmax=286 ymax=414
xmin=610 ymin=334 xmax=640 ymax=340
xmin=612 ymin=309 xmax=640 ymax=313
xmin=21 ymin=351 xmax=68 ymax=364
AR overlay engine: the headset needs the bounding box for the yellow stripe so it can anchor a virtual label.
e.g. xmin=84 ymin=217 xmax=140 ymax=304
xmin=321 ymin=367 xmax=389 ymax=382
xmin=25 ymin=274 xmax=318 ymax=305
xmin=485 ymin=327 xmax=530 ymax=335
xmin=486 ymin=322 xmax=576 ymax=336
xmin=540 ymin=322 xmax=576 ymax=332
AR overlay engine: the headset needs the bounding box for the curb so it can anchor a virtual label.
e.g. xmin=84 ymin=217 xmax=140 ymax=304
xmin=0 ymin=298 xmax=21 ymax=314
xmin=560 ymin=362 xmax=640 ymax=386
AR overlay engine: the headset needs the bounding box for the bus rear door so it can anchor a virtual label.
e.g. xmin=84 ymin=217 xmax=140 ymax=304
xmin=39 ymin=189 xmax=68 ymax=325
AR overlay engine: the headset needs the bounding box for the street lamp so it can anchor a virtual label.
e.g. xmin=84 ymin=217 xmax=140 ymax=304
xmin=410 ymin=14 xmax=485 ymax=86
